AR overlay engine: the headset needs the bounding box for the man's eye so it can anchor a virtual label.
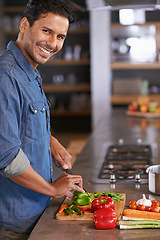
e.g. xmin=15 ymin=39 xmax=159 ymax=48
xmin=43 ymin=29 xmax=50 ymax=33
xmin=58 ymin=35 xmax=65 ymax=40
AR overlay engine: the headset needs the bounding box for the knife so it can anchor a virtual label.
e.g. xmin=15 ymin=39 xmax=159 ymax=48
xmin=65 ymin=169 xmax=89 ymax=196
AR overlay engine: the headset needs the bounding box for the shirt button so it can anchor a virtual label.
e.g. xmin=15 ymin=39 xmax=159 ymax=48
xmin=34 ymin=109 xmax=37 ymax=114
xmin=42 ymin=108 xmax=45 ymax=111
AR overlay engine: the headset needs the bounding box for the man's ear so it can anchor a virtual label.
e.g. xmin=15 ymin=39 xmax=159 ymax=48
xmin=19 ymin=17 xmax=30 ymax=32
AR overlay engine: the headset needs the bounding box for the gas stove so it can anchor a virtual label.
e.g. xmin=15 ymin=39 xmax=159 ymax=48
xmin=90 ymin=140 xmax=153 ymax=184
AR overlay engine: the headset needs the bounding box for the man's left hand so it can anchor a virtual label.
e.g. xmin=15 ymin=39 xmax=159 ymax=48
xmin=50 ymin=135 xmax=72 ymax=170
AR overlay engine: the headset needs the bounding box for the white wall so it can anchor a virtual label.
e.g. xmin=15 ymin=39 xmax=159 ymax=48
xmin=90 ymin=9 xmax=111 ymax=129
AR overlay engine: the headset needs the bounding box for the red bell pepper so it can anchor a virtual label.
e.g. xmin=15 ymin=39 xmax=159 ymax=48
xmin=91 ymin=196 xmax=115 ymax=213
xmin=93 ymin=208 xmax=117 ymax=229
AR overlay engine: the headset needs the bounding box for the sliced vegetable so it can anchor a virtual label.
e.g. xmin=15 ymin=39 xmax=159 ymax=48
xmin=72 ymin=206 xmax=84 ymax=216
xmin=64 ymin=205 xmax=74 ymax=215
xmin=93 ymin=208 xmax=117 ymax=229
xmin=77 ymin=206 xmax=91 ymax=211
xmin=58 ymin=204 xmax=68 ymax=213
xmin=63 ymin=204 xmax=84 ymax=216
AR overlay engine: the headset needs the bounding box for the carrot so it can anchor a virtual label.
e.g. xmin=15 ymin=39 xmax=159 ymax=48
xmin=59 ymin=204 xmax=68 ymax=213
xmin=123 ymin=209 xmax=160 ymax=220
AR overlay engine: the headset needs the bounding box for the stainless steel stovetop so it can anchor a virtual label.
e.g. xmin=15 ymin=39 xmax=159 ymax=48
xmin=90 ymin=140 xmax=153 ymax=184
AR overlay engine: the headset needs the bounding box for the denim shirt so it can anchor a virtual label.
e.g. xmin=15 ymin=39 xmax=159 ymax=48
xmin=0 ymin=41 xmax=53 ymax=234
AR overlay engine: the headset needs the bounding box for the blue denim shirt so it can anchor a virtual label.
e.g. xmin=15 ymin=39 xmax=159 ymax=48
xmin=0 ymin=41 xmax=53 ymax=234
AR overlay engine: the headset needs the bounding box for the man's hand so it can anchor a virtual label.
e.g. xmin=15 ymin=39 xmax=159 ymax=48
xmin=9 ymin=165 xmax=84 ymax=198
xmin=50 ymin=135 xmax=72 ymax=170
xmin=51 ymin=172 xmax=84 ymax=198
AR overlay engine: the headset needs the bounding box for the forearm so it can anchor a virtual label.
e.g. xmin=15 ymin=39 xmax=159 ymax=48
xmin=9 ymin=164 xmax=84 ymax=198
xmin=9 ymin=165 xmax=54 ymax=197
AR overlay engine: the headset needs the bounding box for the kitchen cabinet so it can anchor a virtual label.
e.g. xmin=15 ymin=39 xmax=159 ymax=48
xmin=110 ymin=12 xmax=160 ymax=106
xmin=1 ymin=1 xmax=91 ymax=132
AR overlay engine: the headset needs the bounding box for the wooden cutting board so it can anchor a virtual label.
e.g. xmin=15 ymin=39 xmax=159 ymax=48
xmin=126 ymin=111 xmax=160 ymax=118
xmin=56 ymin=194 xmax=126 ymax=221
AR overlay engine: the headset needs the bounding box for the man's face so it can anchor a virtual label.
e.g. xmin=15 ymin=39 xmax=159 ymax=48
xmin=19 ymin=12 xmax=69 ymax=69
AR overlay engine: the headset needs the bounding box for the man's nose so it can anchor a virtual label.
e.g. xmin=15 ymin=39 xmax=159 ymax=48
xmin=48 ymin=35 xmax=58 ymax=52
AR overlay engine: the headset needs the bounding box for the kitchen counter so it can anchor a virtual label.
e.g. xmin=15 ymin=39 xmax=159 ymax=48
xmin=28 ymin=109 xmax=160 ymax=240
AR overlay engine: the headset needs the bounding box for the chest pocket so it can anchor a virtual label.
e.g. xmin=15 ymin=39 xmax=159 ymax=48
xmin=25 ymin=101 xmax=48 ymax=140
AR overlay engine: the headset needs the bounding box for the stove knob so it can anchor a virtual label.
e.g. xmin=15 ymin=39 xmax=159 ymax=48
xmin=110 ymin=174 xmax=117 ymax=183
xmin=135 ymin=174 xmax=141 ymax=183
xmin=118 ymin=139 xmax=124 ymax=145
xmin=137 ymin=138 xmax=142 ymax=144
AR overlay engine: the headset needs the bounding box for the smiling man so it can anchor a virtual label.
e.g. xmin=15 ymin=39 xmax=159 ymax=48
xmin=17 ymin=12 xmax=69 ymax=68
xmin=0 ymin=1 xmax=84 ymax=239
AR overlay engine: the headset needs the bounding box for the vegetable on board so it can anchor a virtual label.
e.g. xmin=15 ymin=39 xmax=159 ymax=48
xmin=90 ymin=189 xmax=124 ymax=202
xmin=72 ymin=190 xmax=91 ymax=206
xmin=91 ymin=196 xmax=115 ymax=213
xmin=60 ymin=204 xmax=84 ymax=216
xmin=93 ymin=208 xmax=117 ymax=229
xmin=58 ymin=204 xmax=68 ymax=214
xmin=71 ymin=189 xmax=124 ymax=206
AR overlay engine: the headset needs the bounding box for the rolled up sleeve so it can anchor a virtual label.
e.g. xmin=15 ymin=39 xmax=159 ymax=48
xmin=4 ymin=148 xmax=30 ymax=177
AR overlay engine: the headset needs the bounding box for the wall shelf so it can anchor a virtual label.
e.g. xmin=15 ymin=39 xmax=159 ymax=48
xmin=50 ymin=110 xmax=91 ymax=117
xmin=44 ymin=59 xmax=90 ymax=66
xmin=111 ymin=62 xmax=160 ymax=70
xmin=2 ymin=6 xmax=25 ymax=13
xmin=43 ymin=83 xmax=90 ymax=93
xmin=111 ymin=94 xmax=160 ymax=105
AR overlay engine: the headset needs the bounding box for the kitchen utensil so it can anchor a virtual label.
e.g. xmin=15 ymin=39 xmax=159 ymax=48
xmin=146 ymin=165 xmax=160 ymax=195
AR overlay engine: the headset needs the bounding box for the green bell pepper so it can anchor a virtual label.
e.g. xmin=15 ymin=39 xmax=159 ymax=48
xmin=72 ymin=190 xmax=91 ymax=206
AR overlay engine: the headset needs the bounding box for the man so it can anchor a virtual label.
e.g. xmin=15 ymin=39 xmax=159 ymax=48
xmin=0 ymin=0 xmax=84 ymax=238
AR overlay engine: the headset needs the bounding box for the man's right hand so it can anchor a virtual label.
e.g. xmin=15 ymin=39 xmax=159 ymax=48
xmin=51 ymin=172 xmax=84 ymax=198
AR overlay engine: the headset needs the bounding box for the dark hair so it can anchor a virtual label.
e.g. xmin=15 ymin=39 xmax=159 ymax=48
xmin=23 ymin=0 xmax=74 ymax=26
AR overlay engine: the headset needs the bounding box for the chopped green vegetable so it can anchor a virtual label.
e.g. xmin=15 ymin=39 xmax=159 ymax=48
xmin=90 ymin=189 xmax=124 ymax=202
xmin=64 ymin=204 xmax=84 ymax=216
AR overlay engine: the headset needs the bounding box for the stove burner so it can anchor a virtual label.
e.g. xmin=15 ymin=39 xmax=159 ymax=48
xmin=97 ymin=144 xmax=152 ymax=184
xmin=109 ymin=168 xmax=143 ymax=183
xmin=110 ymin=167 xmax=143 ymax=179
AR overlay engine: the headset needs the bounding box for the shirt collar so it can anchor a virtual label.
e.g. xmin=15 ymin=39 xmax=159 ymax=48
xmin=7 ymin=41 xmax=41 ymax=82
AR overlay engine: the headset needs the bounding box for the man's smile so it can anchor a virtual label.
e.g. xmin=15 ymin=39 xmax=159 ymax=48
xmin=38 ymin=45 xmax=53 ymax=55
